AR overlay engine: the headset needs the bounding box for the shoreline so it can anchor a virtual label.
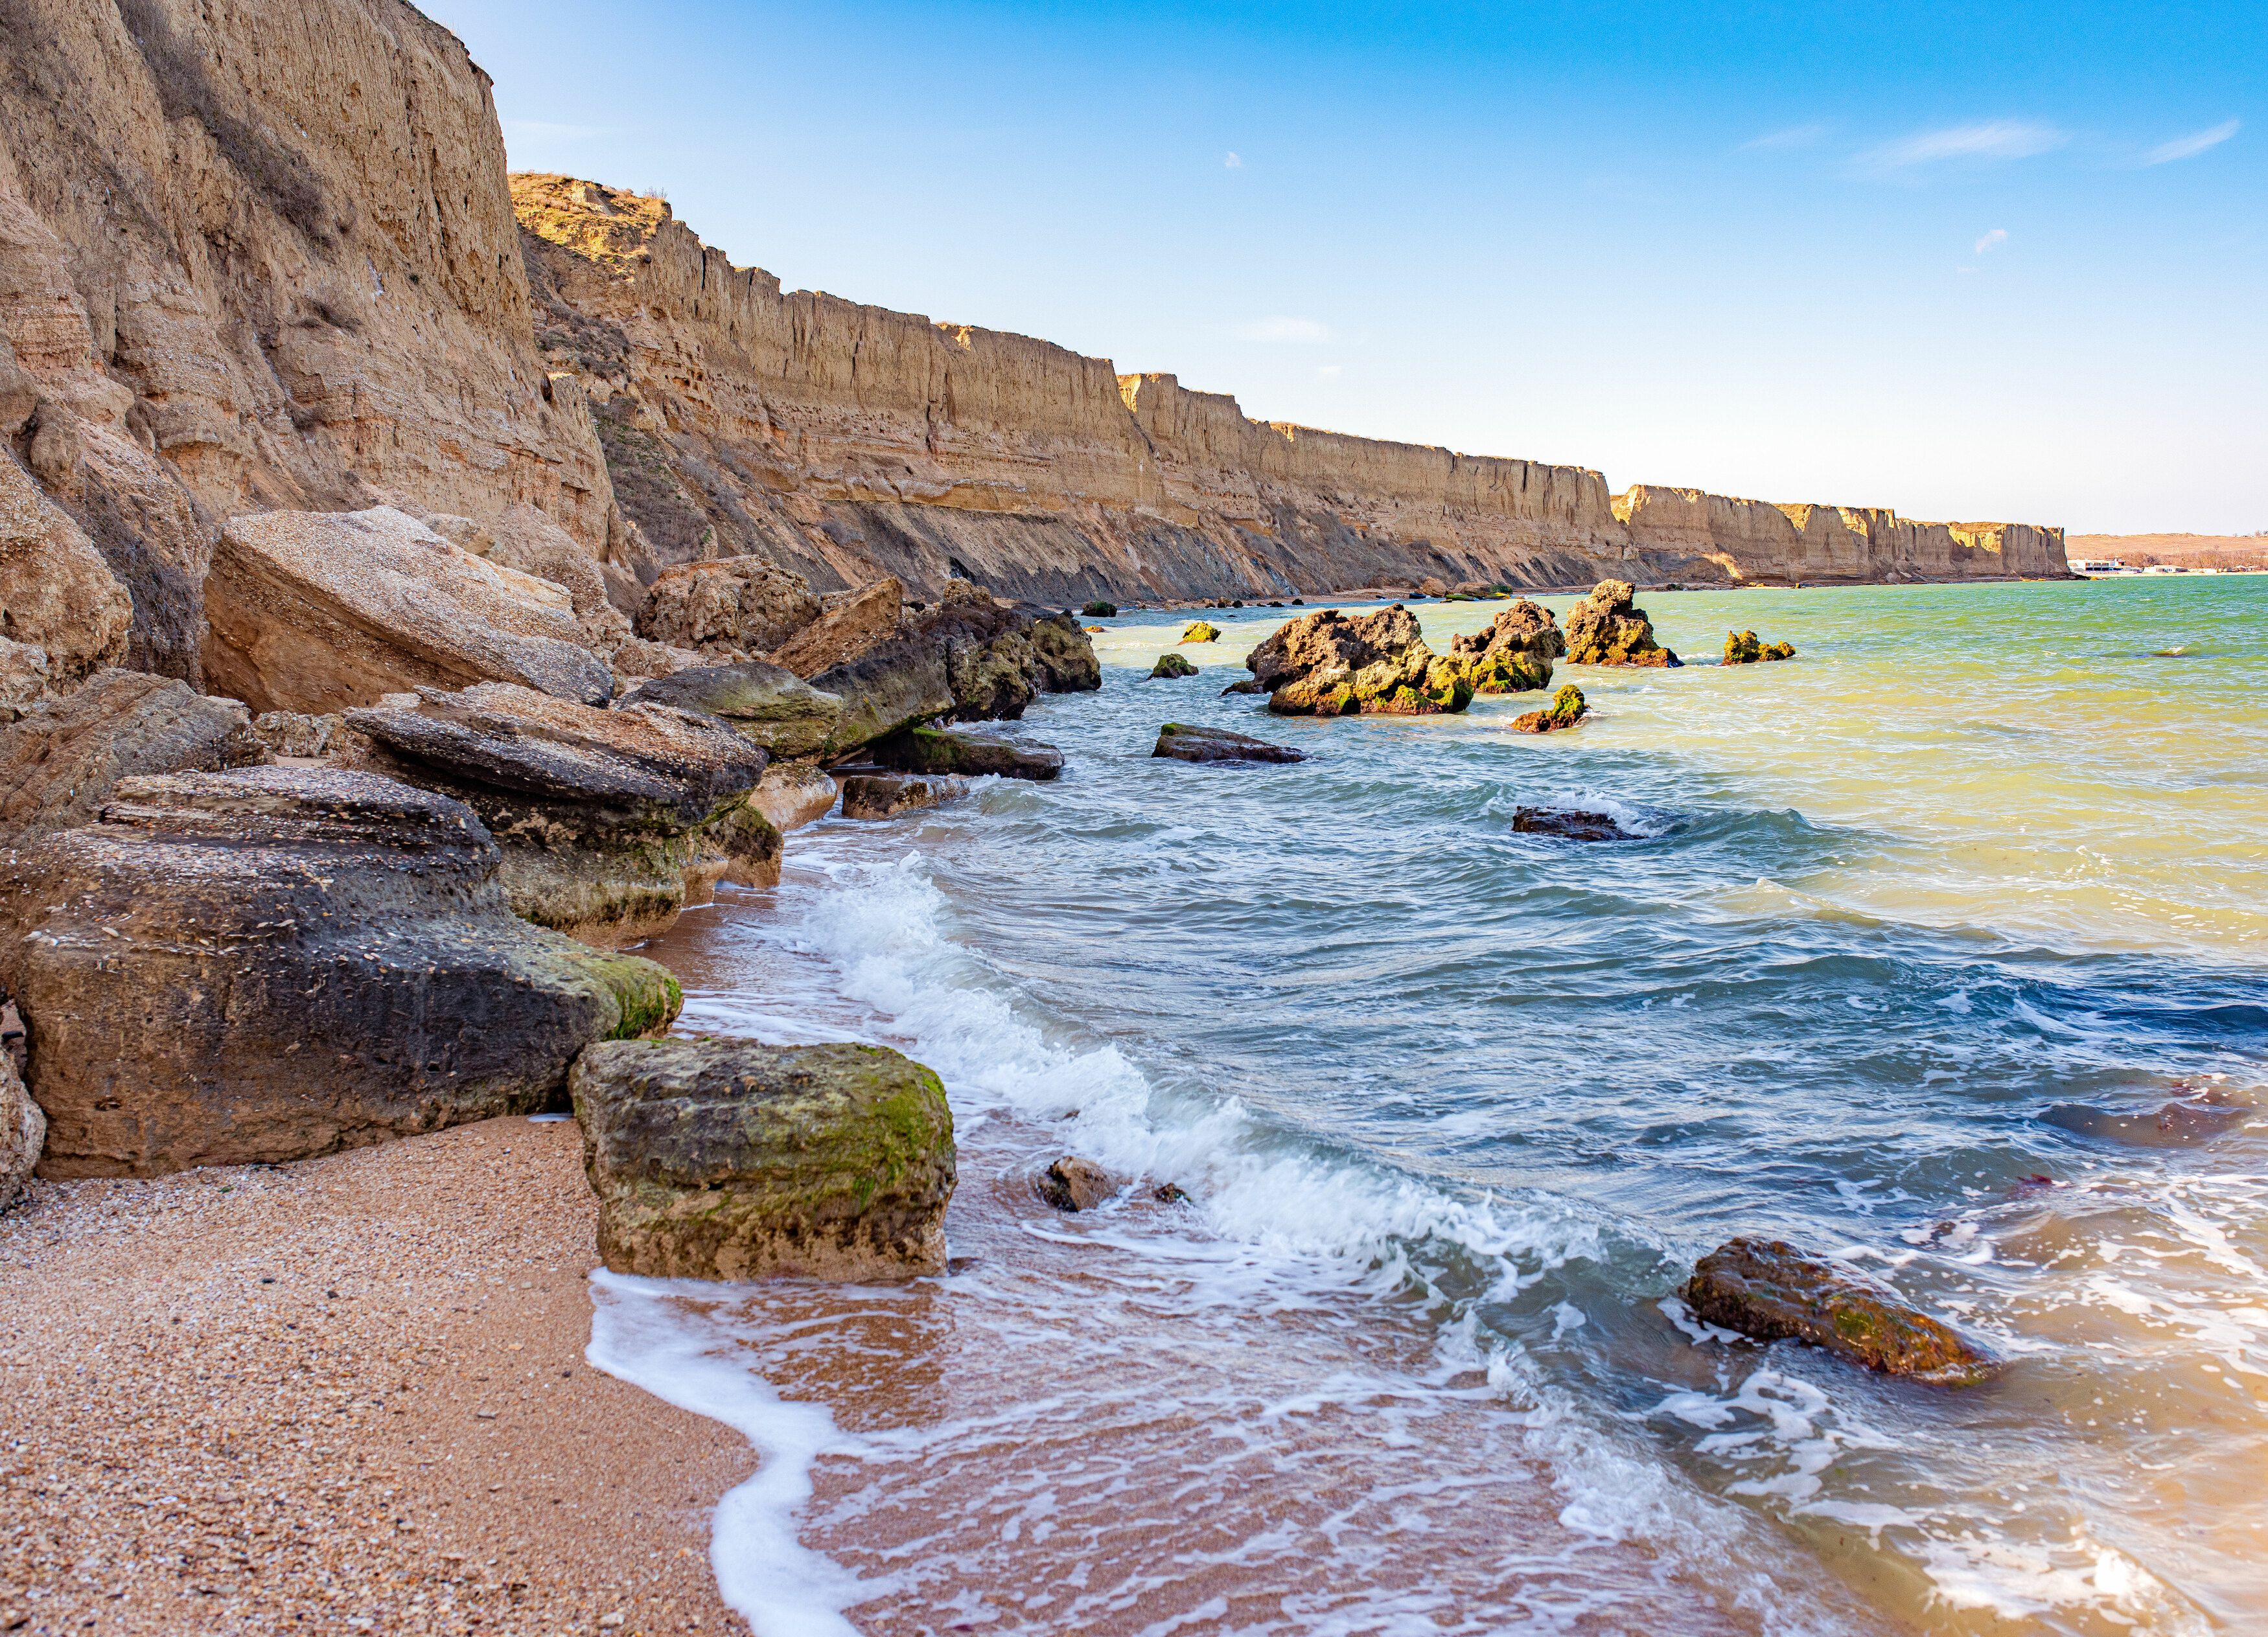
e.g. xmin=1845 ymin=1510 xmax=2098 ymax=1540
xmin=0 ymin=1119 xmax=752 ymax=1637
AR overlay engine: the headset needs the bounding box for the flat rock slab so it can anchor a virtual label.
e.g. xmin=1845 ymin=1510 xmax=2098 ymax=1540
xmin=1153 ymin=723 xmax=1307 ymax=764
xmin=0 ymin=669 xmax=261 ymax=848
xmin=0 ymin=767 xmax=680 ymax=1176
xmin=840 ymin=772 xmax=967 ymax=820
xmin=618 ymin=661 xmax=844 ymax=760
xmin=1682 ymin=1236 xmax=1996 ymax=1384
xmin=572 ymin=1036 xmax=955 ymax=1281
xmin=873 ymin=726 xmax=1063 ymax=781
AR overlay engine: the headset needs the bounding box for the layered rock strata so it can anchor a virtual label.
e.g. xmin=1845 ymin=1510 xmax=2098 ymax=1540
xmin=0 ymin=766 xmax=680 ymax=1176
xmin=0 ymin=669 xmax=261 ymax=847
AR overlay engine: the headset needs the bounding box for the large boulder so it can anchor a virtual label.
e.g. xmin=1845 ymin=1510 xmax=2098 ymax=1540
xmin=571 ymin=1036 xmax=956 ymax=1281
xmin=636 ymin=555 xmax=824 ymax=658
xmin=202 ymin=507 xmax=615 ymax=713
xmin=0 ymin=448 xmax=132 ymax=699
xmin=0 ymin=767 xmax=681 ymax=1176
xmin=749 ymin=761 xmax=839 ymax=832
xmin=1245 ymin=605 xmax=1472 ymax=716
xmin=840 ymin=773 xmax=966 ymax=820
xmin=769 ymin=577 xmax=905 ymax=677
xmin=1450 ymin=599 xmax=1564 ymax=694
xmin=618 ymin=661 xmax=844 ymax=760
xmin=872 ymin=726 xmax=1063 ymax=782
xmin=1564 ymin=580 xmax=1681 ymax=667
xmin=1682 ymin=1237 xmax=1996 ymax=1384
xmin=342 ymin=683 xmax=771 ymax=946
xmin=0 ymin=669 xmax=262 ymax=848
xmin=0 ymin=1052 xmax=41 ymax=1209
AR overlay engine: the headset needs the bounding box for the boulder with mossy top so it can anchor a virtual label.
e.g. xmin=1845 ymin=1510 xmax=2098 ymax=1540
xmin=1082 ymin=600 xmax=1118 ymax=618
xmin=1564 ymin=580 xmax=1680 ymax=667
xmin=1511 ymin=684 xmax=1587 ymax=735
xmin=873 ymin=726 xmax=1063 ymax=782
xmin=572 ymin=1035 xmax=956 ymax=1281
xmin=1723 ymin=630 xmax=1796 ymax=665
xmin=1682 ymin=1237 xmax=1996 ymax=1384
xmin=0 ymin=768 xmax=679 ymax=1176
xmin=618 ymin=661 xmax=844 ymax=760
xmin=341 ymin=683 xmax=771 ymax=947
xmin=1247 ymin=606 xmax=1472 ymax=716
xmin=1451 ymin=599 xmax=1564 ymax=694
xmin=1151 ymin=652 xmax=1200 ymax=679
xmin=1153 ymin=723 xmax=1306 ymax=764
xmin=1181 ymin=621 xmax=1222 ymax=644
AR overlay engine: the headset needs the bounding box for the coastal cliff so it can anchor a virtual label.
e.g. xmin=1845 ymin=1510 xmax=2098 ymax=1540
xmin=513 ymin=174 xmax=2068 ymax=601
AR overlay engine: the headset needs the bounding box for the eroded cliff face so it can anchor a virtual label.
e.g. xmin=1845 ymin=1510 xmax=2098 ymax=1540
xmin=0 ymin=0 xmax=615 ymax=678
xmin=514 ymin=174 xmax=2065 ymax=602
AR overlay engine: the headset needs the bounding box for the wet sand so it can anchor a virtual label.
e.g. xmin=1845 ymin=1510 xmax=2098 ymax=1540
xmin=0 ymin=1119 xmax=750 ymax=1637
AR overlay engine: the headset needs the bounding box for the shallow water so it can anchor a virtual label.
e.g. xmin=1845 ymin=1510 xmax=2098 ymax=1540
xmin=607 ymin=577 xmax=2268 ymax=1636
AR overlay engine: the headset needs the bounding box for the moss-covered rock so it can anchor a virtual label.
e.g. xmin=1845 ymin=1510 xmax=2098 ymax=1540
xmin=1450 ymin=599 xmax=1564 ymax=694
xmin=572 ymin=1036 xmax=955 ymax=1281
xmin=1181 ymin=621 xmax=1222 ymax=644
xmin=1511 ymin=684 xmax=1587 ymax=734
xmin=1565 ymin=580 xmax=1680 ymax=667
xmin=1682 ymin=1237 xmax=1996 ymax=1384
xmin=1151 ymin=652 xmax=1199 ymax=679
xmin=1724 ymin=630 xmax=1796 ymax=665
xmin=1081 ymin=599 xmax=1118 ymax=617
xmin=1247 ymin=606 xmax=1474 ymax=716
xmin=839 ymin=772 xmax=967 ymax=820
xmin=872 ymin=725 xmax=1063 ymax=781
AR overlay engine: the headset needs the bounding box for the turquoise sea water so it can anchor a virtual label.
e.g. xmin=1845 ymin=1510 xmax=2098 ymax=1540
xmin=618 ymin=577 xmax=2268 ymax=1636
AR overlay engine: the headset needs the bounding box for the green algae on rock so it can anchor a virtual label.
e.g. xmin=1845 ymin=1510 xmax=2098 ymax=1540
xmin=872 ymin=724 xmax=1063 ymax=781
xmin=1682 ymin=1237 xmax=1996 ymax=1384
xmin=1181 ymin=621 xmax=1223 ymax=644
xmin=1247 ymin=605 xmax=1473 ymax=716
xmin=572 ymin=1036 xmax=956 ymax=1281
xmin=1451 ymin=599 xmax=1565 ymax=694
xmin=1723 ymin=629 xmax=1796 ymax=665
xmin=1564 ymin=580 xmax=1681 ymax=667
xmin=1151 ymin=652 xmax=1200 ymax=679
xmin=1511 ymin=684 xmax=1588 ymax=735
xmin=1082 ymin=600 xmax=1118 ymax=617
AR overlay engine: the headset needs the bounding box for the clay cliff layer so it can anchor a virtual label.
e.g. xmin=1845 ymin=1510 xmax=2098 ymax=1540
xmin=513 ymin=174 xmax=2067 ymax=601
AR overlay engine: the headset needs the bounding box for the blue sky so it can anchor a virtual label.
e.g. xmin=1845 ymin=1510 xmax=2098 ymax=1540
xmin=435 ymin=1 xmax=2264 ymax=534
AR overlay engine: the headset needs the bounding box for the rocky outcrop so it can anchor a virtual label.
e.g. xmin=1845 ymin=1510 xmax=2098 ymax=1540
xmin=872 ymin=726 xmax=1062 ymax=782
xmin=1450 ymin=599 xmax=1564 ymax=694
xmin=342 ymin=682 xmax=769 ymax=946
xmin=570 ymin=1036 xmax=955 ymax=1281
xmin=618 ymin=662 xmax=844 ymax=760
xmin=0 ymin=1051 xmax=40 ymax=1208
xmin=0 ymin=766 xmax=680 ymax=1176
xmin=1511 ymin=807 xmax=1627 ymax=840
xmin=1616 ymin=488 xmax=2067 ymax=584
xmin=250 ymin=709 xmax=340 ymax=759
xmin=1683 ymin=1237 xmax=1995 ymax=1384
xmin=1152 ymin=723 xmax=1306 ymax=764
xmin=768 ymin=578 xmax=905 ymax=678
xmin=1564 ymin=580 xmax=1679 ymax=668
xmin=0 ymin=450 xmax=133 ymax=698
xmin=1247 ymin=605 xmax=1472 ymax=716
xmin=203 ymin=507 xmax=615 ymax=713
xmin=0 ymin=669 xmax=260 ymax=847
xmin=1181 ymin=621 xmax=1221 ymax=645
xmin=840 ymin=773 xmax=964 ymax=820
xmin=1723 ymin=630 xmax=1794 ymax=665
xmin=1512 ymin=684 xmax=1588 ymax=735
xmin=1150 ymin=653 xmax=1199 ymax=680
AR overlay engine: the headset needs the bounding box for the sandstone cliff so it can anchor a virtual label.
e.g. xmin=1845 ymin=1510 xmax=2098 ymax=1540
xmin=513 ymin=174 xmax=2066 ymax=601
xmin=0 ymin=0 xmax=615 ymax=680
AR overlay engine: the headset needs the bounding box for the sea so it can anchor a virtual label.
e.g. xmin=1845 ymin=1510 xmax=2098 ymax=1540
xmin=592 ymin=576 xmax=2268 ymax=1636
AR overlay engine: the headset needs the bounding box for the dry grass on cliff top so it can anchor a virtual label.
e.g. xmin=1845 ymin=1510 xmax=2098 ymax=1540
xmin=0 ymin=1120 xmax=751 ymax=1637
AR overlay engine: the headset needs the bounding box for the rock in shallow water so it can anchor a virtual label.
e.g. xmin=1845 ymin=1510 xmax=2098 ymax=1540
xmin=1510 ymin=806 xmax=1628 ymax=840
xmin=1153 ymin=723 xmax=1306 ymax=764
xmin=839 ymin=773 xmax=966 ymax=820
xmin=873 ymin=726 xmax=1063 ymax=781
xmin=1247 ymin=606 xmax=1472 ymax=716
xmin=1450 ymin=599 xmax=1564 ymax=694
xmin=1036 ymin=1156 xmax=1118 ymax=1212
xmin=1150 ymin=652 xmax=1199 ymax=679
xmin=1511 ymin=684 xmax=1588 ymax=735
xmin=0 ymin=767 xmax=680 ymax=1176
xmin=1564 ymin=580 xmax=1680 ymax=668
xmin=618 ymin=661 xmax=844 ymax=761
xmin=1723 ymin=629 xmax=1795 ymax=665
xmin=1682 ymin=1237 xmax=1996 ymax=1384
xmin=572 ymin=1036 xmax=955 ymax=1281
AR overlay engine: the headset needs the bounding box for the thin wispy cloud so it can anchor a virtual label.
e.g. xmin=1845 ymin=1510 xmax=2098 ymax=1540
xmin=1974 ymin=228 xmax=2008 ymax=254
xmin=1861 ymin=120 xmax=2067 ymax=171
xmin=1236 ymin=316 xmax=1330 ymax=344
xmin=1223 ymin=151 xmax=1244 ymax=169
xmin=1742 ymin=123 xmax=1828 ymax=151
xmin=2144 ymin=119 xmax=2239 ymax=165
xmin=1315 ymin=364 xmax=1343 ymax=380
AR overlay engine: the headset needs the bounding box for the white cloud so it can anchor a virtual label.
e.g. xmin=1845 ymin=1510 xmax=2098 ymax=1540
xmin=1974 ymin=227 xmax=2008 ymax=254
xmin=1223 ymin=151 xmax=1244 ymax=169
xmin=1315 ymin=364 xmax=1343 ymax=380
xmin=2144 ymin=119 xmax=2239 ymax=165
xmin=1236 ymin=316 xmax=1330 ymax=343
xmin=1862 ymin=120 xmax=2067 ymax=170
xmin=1742 ymin=123 xmax=1827 ymax=151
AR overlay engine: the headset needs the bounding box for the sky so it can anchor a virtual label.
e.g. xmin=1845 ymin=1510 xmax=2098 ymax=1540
xmin=433 ymin=0 xmax=2265 ymax=534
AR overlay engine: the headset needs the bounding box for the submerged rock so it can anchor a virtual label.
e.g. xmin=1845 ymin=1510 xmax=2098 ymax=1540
xmin=618 ymin=661 xmax=844 ymax=761
xmin=1182 ymin=621 xmax=1222 ymax=644
xmin=840 ymin=772 xmax=967 ymax=821
xmin=1150 ymin=652 xmax=1199 ymax=679
xmin=1723 ymin=630 xmax=1796 ymax=665
xmin=874 ymin=726 xmax=1063 ymax=782
xmin=1511 ymin=684 xmax=1588 ymax=735
xmin=1564 ymin=580 xmax=1680 ymax=668
xmin=1682 ymin=1237 xmax=1996 ymax=1384
xmin=1511 ymin=806 xmax=1629 ymax=840
xmin=572 ymin=1036 xmax=955 ymax=1281
xmin=1220 ymin=677 xmax=1266 ymax=696
xmin=1451 ymin=599 xmax=1564 ymax=694
xmin=0 ymin=768 xmax=680 ymax=1176
xmin=0 ymin=670 xmax=262 ymax=849
xmin=2039 ymin=1098 xmax=2255 ymax=1147
xmin=344 ymin=683 xmax=770 ymax=946
xmin=1153 ymin=723 xmax=1307 ymax=764
xmin=0 ymin=1051 xmax=41 ymax=1209
xmin=1036 ymin=1156 xmax=1118 ymax=1212
xmin=1247 ymin=606 xmax=1472 ymax=716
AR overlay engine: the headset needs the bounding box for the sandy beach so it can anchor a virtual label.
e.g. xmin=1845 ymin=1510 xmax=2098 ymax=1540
xmin=0 ymin=1119 xmax=751 ymax=1637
